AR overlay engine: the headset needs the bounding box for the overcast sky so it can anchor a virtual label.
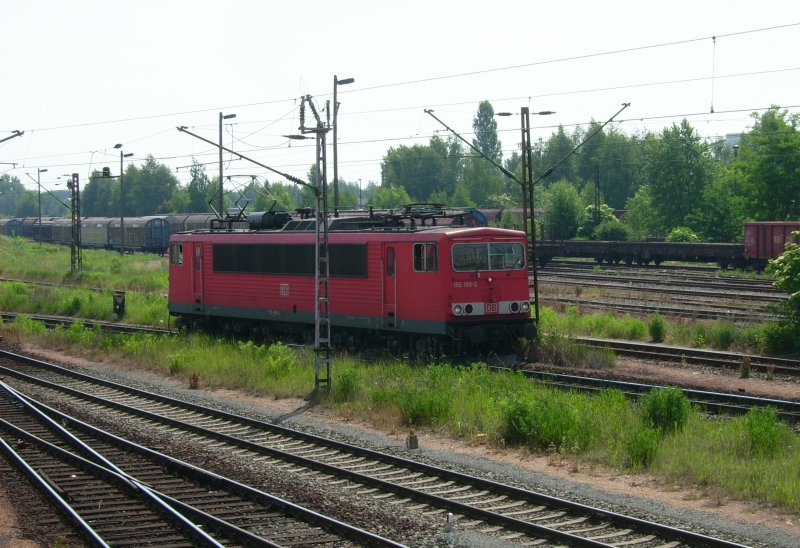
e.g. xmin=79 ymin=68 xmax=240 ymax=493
xmin=2 ymin=0 xmax=799 ymax=198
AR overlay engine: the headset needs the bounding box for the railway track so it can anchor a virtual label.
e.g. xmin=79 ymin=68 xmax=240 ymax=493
xmin=0 ymin=380 xmax=394 ymax=547
xmin=506 ymin=367 xmax=800 ymax=422
xmin=576 ymin=337 xmax=800 ymax=376
xmin=0 ymin=349 xmax=749 ymax=547
xmin=540 ymin=295 xmax=774 ymax=324
xmin=537 ymin=272 xmax=784 ymax=303
xmin=539 ymin=262 xmax=781 ymax=294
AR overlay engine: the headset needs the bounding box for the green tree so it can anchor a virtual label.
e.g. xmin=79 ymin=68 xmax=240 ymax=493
xmin=368 ymin=185 xmax=411 ymax=209
xmin=169 ymin=186 xmax=190 ymax=213
xmin=686 ymin=169 xmax=744 ymax=242
xmin=187 ymin=159 xmax=214 ymax=212
xmin=80 ymin=170 xmax=117 ymax=216
xmin=766 ymin=239 xmax=800 ymax=326
xmin=382 ymin=143 xmax=444 ymax=201
xmin=429 ymin=134 xmax=464 ymax=197
xmin=450 ymin=181 xmax=475 ymax=207
xmin=644 ymin=120 xmax=715 ymax=232
xmin=542 ymin=180 xmax=584 ymax=239
xmin=462 ymin=156 xmax=504 ymax=207
xmin=472 ymin=100 xmax=502 ymax=163
xmin=14 ymin=191 xmax=37 ymax=216
xmin=0 ymin=174 xmax=25 ymax=216
xmin=666 ymin=226 xmax=700 ymax=242
xmin=577 ymin=203 xmax=617 ymax=239
xmin=595 ymin=128 xmax=644 ymax=210
xmin=124 ymin=155 xmax=180 ymax=215
xmin=335 ymin=180 xmax=359 ymax=208
xmin=623 ymin=185 xmax=661 ymax=240
xmin=737 ymin=107 xmax=800 ymax=220
xmin=540 ymin=126 xmax=577 ymax=186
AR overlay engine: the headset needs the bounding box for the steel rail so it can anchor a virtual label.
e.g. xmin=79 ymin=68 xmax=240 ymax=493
xmin=1 ymin=381 xmax=230 ymax=547
xmin=506 ymin=367 xmax=800 ymax=421
xmin=3 ymin=381 xmax=404 ymax=548
xmin=0 ymin=435 xmax=109 ymax=547
xmin=575 ymin=337 xmax=800 ymax=375
xmin=0 ymin=349 xmax=749 ymax=547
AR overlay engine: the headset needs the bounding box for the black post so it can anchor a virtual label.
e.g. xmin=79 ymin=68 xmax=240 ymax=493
xmin=37 ymin=168 xmax=47 ymax=243
xmin=522 ymin=107 xmax=539 ymax=324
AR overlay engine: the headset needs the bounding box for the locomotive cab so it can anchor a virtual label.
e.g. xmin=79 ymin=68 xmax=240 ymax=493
xmin=443 ymin=231 xmax=536 ymax=353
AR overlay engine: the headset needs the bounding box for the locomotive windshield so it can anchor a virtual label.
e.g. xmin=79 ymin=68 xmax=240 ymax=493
xmin=451 ymin=242 xmax=525 ymax=271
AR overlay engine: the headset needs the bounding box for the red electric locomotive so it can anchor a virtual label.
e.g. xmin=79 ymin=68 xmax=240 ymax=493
xmin=167 ymin=206 xmax=536 ymax=356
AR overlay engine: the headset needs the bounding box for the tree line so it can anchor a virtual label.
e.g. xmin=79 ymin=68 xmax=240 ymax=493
xmin=2 ymin=103 xmax=798 ymax=242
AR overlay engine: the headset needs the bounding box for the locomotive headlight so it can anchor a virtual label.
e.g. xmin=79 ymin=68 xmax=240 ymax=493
xmin=521 ymin=301 xmax=531 ymax=313
xmin=510 ymin=301 xmax=520 ymax=313
xmin=464 ymin=304 xmax=474 ymax=315
xmin=452 ymin=304 xmax=463 ymax=316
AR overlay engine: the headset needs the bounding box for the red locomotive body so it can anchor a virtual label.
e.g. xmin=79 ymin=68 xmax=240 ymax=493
xmin=168 ymin=215 xmax=535 ymax=355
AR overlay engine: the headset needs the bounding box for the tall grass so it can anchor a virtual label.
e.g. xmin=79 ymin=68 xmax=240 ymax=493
xmin=538 ymin=305 xmax=786 ymax=355
xmin=5 ymin=316 xmax=800 ymax=511
xmin=0 ymin=236 xmax=167 ymax=292
xmin=0 ymin=280 xmax=169 ymax=325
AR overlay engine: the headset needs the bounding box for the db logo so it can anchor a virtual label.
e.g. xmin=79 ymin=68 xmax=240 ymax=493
xmin=279 ymin=283 xmax=290 ymax=297
xmin=485 ymin=302 xmax=498 ymax=314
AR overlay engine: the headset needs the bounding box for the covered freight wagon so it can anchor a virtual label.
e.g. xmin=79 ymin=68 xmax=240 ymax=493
xmin=744 ymin=221 xmax=800 ymax=269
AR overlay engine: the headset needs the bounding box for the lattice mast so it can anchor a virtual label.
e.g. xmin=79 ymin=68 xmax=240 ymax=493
xmin=300 ymin=95 xmax=333 ymax=390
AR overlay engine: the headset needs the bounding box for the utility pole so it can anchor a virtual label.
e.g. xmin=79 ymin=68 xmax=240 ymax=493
xmin=521 ymin=107 xmax=539 ymax=323
xmin=114 ymin=145 xmax=133 ymax=254
xmin=594 ymin=163 xmax=600 ymax=227
xmin=37 ymin=168 xmax=47 ymax=243
xmin=332 ymin=76 xmax=354 ymax=213
xmin=66 ymin=174 xmax=82 ymax=272
xmin=24 ymin=169 xmax=48 ymax=244
xmin=219 ymin=112 xmax=236 ymax=217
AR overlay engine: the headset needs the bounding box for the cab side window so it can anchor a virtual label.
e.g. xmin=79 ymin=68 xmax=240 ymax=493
xmin=170 ymin=243 xmax=183 ymax=265
xmin=387 ymin=247 xmax=395 ymax=276
xmin=413 ymin=243 xmax=437 ymax=272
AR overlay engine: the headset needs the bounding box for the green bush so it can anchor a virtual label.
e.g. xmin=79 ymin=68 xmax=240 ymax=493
xmin=746 ymin=407 xmax=782 ymax=457
xmin=10 ymin=314 xmax=46 ymax=335
xmin=500 ymin=392 xmax=582 ymax=450
xmin=500 ymin=394 xmax=539 ymax=446
xmin=760 ymin=322 xmax=799 ymax=354
xmin=624 ymin=425 xmax=660 ymax=469
xmin=648 ymin=313 xmax=667 ymax=343
xmin=399 ymin=387 xmax=451 ymax=427
xmin=333 ymin=367 xmax=362 ymax=403
xmin=709 ymin=322 xmax=735 ymax=350
xmin=666 ymin=226 xmax=700 ymax=242
xmin=640 ymin=387 xmax=690 ymax=434
xmin=593 ymin=221 xmax=630 ymax=241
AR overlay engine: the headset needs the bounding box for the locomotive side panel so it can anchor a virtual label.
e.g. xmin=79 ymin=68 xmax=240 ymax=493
xmin=168 ymin=226 xmax=535 ymax=352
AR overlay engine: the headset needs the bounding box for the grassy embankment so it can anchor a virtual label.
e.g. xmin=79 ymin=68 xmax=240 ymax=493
xmin=2 ymin=235 xmax=800 ymax=511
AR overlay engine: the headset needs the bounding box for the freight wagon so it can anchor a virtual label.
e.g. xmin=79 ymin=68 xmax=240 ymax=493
xmin=536 ymin=221 xmax=800 ymax=270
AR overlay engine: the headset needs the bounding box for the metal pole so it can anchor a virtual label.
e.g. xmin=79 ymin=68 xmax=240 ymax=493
xmin=332 ymin=76 xmax=354 ymax=213
xmin=332 ymin=76 xmax=339 ymax=212
xmin=120 ymin=150 xmax=124 ymax=255
xmin=522 ymin=107 xmax=540 ymax=324
xmin=218 ymin=111 xmax=224 ymax=217
xmin=519 ymin=113 xmax=533 ymax=238
xmin=218 ymin=112 xmax=237 ymax=217
xmin=37 ymin=168 xmax=47 ymax=244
